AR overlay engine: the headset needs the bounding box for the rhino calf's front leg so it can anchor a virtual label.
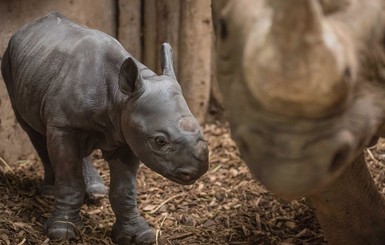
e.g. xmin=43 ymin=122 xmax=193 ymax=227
xmin=105 ymin=147 xmax=155 ymax=245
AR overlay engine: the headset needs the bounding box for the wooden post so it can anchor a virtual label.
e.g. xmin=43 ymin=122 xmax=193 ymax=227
xmin=178 ymin=0 xmax=212 ymax=124
xmin=155 ymin=0 xmax=181 ymax=75
xmin=143 ymin=0 xmax=157 ymax=71
xmin=118 ymin=0 xmax=142 ymax=59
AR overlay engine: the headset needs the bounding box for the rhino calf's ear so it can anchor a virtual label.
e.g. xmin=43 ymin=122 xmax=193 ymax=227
xmin=119 ymin=57 xmax=144 ymax=95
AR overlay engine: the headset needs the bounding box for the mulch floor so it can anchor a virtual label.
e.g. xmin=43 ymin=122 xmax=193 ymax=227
xmin=1 ymin=122 xmax=384 ymax=245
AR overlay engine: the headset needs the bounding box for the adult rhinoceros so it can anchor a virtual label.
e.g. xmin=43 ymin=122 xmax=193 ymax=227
xmin=213 ymin=0 xmax=385 ymax=244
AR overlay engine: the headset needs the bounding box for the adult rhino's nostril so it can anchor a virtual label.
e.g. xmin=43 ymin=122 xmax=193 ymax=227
xmin=329 ymin=145 xmax=350 ymax=173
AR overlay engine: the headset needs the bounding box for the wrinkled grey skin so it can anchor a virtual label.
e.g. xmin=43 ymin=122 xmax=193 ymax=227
xmin=1 ymin=12 xmax=208 ymax=244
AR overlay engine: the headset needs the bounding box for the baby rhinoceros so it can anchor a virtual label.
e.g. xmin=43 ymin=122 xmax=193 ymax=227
xmin=1 ymin=12 xmax=209 ymax=244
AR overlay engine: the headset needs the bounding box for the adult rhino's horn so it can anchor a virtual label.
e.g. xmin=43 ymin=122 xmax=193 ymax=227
xmin=243 ymin=0 xmax=355 ymax=118
xmin=161 ymin=43 xmax=176 ymax=79
xmin=270 ymin=0 xmax=323 ymax=40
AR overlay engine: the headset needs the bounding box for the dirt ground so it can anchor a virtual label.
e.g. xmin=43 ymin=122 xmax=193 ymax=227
xmin=1 ymin=122 xmax=384 ymax=245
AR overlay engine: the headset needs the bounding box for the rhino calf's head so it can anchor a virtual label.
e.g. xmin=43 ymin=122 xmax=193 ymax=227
xmin=119 ymin=43 xmax=208 ymax=185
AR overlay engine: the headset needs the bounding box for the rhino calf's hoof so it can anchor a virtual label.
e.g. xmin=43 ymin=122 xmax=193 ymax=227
xmin=44 ymin=221 xmax=78 ymax=241
xmin=86 ymin=181 xmax=108 ymax=198
xmin=111 ymin=220 xmax=155 ymax=245
xmin=113 ymin=231 xmax=155 ymax=245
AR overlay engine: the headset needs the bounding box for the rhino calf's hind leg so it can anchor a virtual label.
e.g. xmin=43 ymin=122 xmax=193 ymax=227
xmin=105 ymin=147 xmax=155 ymax=245
xmin=13 ymin=109 xmax=107 ymax=199
xmin=40 ymin=156 xmax=107 ymax=199
xmin=83 ymin=156 xmax=107 ymax=198
xmin=12 ymin=110 xmax=55 ymax=197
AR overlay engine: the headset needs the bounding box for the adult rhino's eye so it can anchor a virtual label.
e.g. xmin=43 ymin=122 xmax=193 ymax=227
xmin=154 ymin=136 xmax=167 ymax=147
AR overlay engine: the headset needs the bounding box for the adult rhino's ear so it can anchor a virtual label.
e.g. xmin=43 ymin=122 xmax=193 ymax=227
xmin=119 ymin=57 xmax=144 ymax=95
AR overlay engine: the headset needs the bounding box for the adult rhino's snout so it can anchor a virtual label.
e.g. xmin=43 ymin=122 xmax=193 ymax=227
xmin=237 ymin=124 xmax=356 ymax=198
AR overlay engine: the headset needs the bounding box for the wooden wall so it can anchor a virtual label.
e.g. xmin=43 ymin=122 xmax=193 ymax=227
xmin=0 ymin=0 xmax=215 ymax=163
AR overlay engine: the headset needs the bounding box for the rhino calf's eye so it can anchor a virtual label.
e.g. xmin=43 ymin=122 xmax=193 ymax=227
xmin=154 ymin=136 xmax=167 ymax=147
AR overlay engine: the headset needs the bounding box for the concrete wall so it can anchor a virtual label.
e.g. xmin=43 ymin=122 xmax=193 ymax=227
xmin=0 ymin=0 xmax=117 ymax=163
